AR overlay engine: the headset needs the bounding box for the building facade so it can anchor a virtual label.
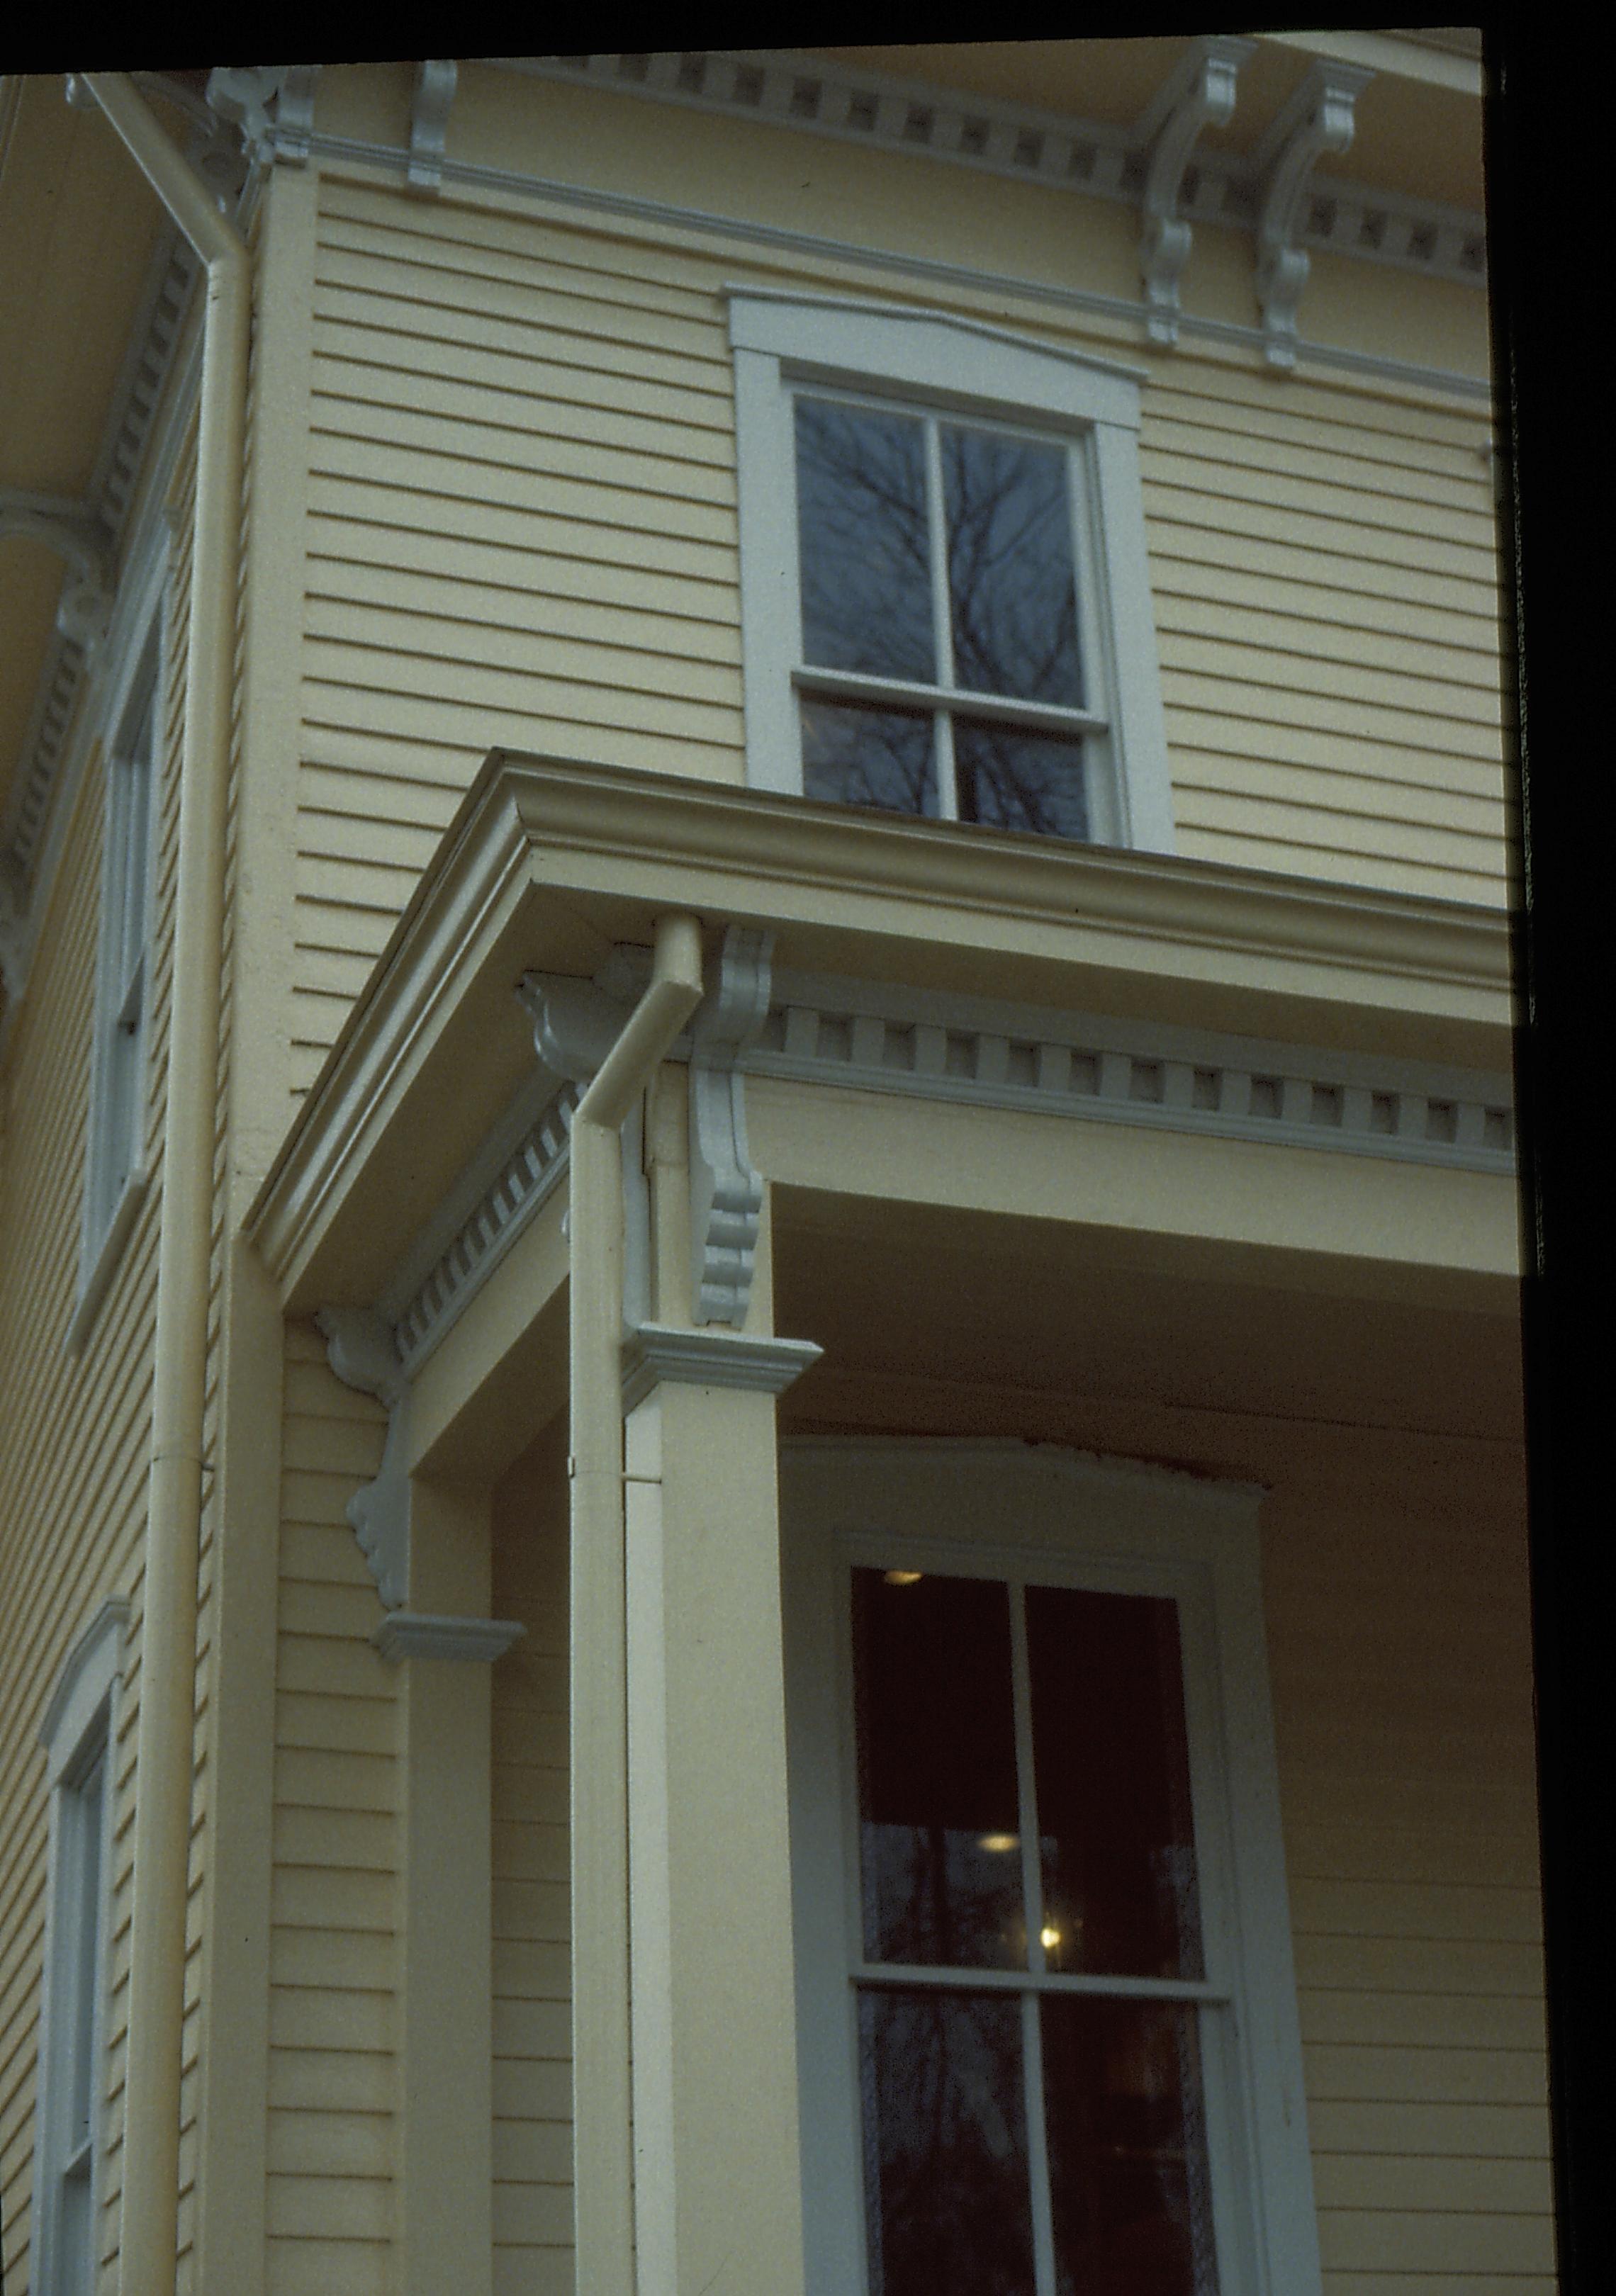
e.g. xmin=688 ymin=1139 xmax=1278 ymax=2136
xmin=0 ymin=40 xmax=1547 ymax=2296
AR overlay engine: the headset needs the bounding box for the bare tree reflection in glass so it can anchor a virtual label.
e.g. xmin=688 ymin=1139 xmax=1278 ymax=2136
xmin=860 ymin=1988 xmax=1036 ymax=2296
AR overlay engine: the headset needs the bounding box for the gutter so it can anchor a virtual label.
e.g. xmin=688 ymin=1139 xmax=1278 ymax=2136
xmin=78 ymin=72 xmax=249 ymax=2292
xmin=563 ymin=912 xmax=705 ymax=2283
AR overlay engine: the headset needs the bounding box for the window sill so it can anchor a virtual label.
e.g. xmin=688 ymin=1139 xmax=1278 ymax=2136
xmin=66 ymin=1168 xmax=148 ymax=1357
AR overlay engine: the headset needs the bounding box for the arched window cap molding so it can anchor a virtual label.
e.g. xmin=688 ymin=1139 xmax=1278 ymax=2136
xmin=40 ymin=1599 xmax=130 ymax=1781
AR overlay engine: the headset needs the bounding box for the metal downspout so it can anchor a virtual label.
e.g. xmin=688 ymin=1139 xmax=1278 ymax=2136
xmin=567 ymin=913 xmax=705 ymax=2284
xmin=78 ymin=73 xmax=249 ymax=2294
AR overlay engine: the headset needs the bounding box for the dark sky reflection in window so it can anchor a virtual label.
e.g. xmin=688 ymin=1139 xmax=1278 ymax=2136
xmin=853 ymin=1569 xmax=1024 ymax=1969
xmin=860 ymin=1987 xmax=1036 ymax=2296
xmin=1026 ymin=1587 xmax=1203 ymax=1979
xmin=800 ymin=699 xmax=937 ymax=818
xmin=942 ymin=425 xmax=1082 ymax=707
xmin=796 ymin=399 xmax=935 ymax=683
xmin=955 ymin=724 xmax=1087 ymax=840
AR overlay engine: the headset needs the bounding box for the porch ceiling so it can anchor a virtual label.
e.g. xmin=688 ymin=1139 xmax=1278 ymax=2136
xmin=0 ymin=74 xmax=167 ymax=834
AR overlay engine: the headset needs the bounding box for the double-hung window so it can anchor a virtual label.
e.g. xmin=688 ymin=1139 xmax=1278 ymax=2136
xmin=730 ymin=291 xmax=1175 ymax=852
xmin=74 ymin=636 xmax=159 ymax=1340
xmin=782 ymin=1441 xmax=1321 ymax=2296
xmin=34 ymin=1602 xmax=126 ymax=2296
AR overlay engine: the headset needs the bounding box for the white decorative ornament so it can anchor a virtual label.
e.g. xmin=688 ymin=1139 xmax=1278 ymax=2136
xmin=1136 ymin=36 xmax=1252 ymax=348
xmin=371 ymin=1611 xmax=526 ymax=1663
xmin=0 ymin=492 xmax=113 ymax=655
xmin=314 ymin=1305 xmax=413 ymax=1609
xmin=517 ymin=968 xmax=634 ymax=1082
xmin=622 ymin=1322 xmax=822 ymax=1412
xmin=1253 ymin=62 xmax=1374 ymax=370
xmin=688 ymin=925 xmax=773 ymax=1328
xmin=408 ymin=61 xmax=458 ymax=193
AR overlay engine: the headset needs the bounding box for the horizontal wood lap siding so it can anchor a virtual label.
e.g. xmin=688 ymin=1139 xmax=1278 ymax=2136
xmin=269 ymin=1322 xmax=400 ymax=2294
xmin=296 ymin=179 xmax=744 ymax=1091
xmin=1139 ymin=367 xmax=1510 ymax=903
xmin=491 ymin=1426 xmax=573 ymax=2296
xmin=1265 ymin=1482 xmax=1553 ymax=2292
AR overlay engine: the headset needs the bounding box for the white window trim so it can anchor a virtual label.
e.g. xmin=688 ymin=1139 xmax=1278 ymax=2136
xmin=729 ymin=286 xmax=1176 ymax=854
xmin=69 ymin=546 xmax=168 ymax=1356
xmin=780 ymin=1438 xmax=1320 ymax=2296
xmin=34 ymin=1599 xmax=128 ymax=2296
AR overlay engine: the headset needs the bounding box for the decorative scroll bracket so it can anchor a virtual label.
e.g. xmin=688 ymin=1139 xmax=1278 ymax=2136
xmin=1136 ymin=35 xmax=1252 ymax=348
xmin=203 ymin=65 xmax=322 ymax=167
xmin=0 ymin=491 xmax=114 ymax=654
xmin=688 ymin=926 xmax=773 ymax=1329
xmin=1252 ymin=61 xmax=1374 ymax=370
xmin=315 ymin=1305 xmax=413 ymax=1609
xmin=408 ymin=62 xmax=459 ymax=193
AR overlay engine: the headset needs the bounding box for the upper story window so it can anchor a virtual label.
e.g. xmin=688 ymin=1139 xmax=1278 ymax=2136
xmin=72 ymin=626 xmax=160 ymax=1346
xmin=729 ymin=291 xmax=1176 ymax=854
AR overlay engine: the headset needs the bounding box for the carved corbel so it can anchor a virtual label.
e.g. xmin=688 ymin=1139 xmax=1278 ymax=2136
xmin=1135 ymin=35 xmax=1252 ymax=348
xmin=315 ymin=1306 xmax=413 ymax=1609
xmin=688 ymin=926 xmax=773 ymax=1328
xmin=0 ymin=491 xmax=114 ymax=654
xmin=204 ymin=64 xmax=322 ymax=166
xmin=1252 ymin=62 xmax=1374 ymax=370
xmin=408 ymin=62 xmax=459 ymax=194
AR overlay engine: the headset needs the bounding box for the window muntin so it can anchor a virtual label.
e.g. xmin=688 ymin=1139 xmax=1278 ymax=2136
xmin=849 ymin=1565 xmax=1221 ymax=2296
xmin=792 ymin=392 xmax=1104 ymax=839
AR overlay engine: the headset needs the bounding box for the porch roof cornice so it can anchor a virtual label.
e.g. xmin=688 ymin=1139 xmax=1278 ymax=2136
xmin=246 ymin=749 xmax=1515 ymax=1311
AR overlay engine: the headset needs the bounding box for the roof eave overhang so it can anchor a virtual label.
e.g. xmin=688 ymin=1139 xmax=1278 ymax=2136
xmin=246 ymin=748 xmax=1517 ymax=1312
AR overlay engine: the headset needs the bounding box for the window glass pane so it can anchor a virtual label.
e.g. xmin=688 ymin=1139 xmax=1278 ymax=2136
xmin=801 ymin=699 xmax=938 ymax=820
xmin=1043 ymin=1996 xmax=1219 ymax=2296
xmin=860 ymin=1986 xmax=1035 ymax=2296
xmin=796 ymin=398 xmax=936 ymax=683
xmin=954 ymin=724 xmax=1089 ymax=840
xmin=943 ymin=426 xmax=1082 ymax=706
xmin=853 ymin=1568 xmax=1023 ymax=1967
xmin=1026 ymin=1587 xmax=1203 ymax=1979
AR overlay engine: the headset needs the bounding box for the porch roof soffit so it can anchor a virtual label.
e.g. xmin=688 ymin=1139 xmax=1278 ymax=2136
xmin=245 ymin=749 xmax=1515 ymax=1316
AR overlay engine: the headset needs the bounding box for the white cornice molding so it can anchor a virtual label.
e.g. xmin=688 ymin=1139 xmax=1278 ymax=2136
xmin=622 ymin=1322 xmax=824 ymax=1413
xmin=1138 ymin=35 xmax=1254 ymax=348
xmin=279 ymin=127 xmax=1491 ymax=405
xmin=747 ymin=967 xmax=1515 ymax=1178
xmin=371 ymin=1611 xmax=526 ymax=1662
xmin=486 ymin=50 xmax=1488 ymax=300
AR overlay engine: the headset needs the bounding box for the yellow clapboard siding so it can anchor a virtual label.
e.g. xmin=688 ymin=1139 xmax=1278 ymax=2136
xmin=1299 ymin=1991 xmax=1547 ymax=2052
xmin=275 ymin=1636 xmax=393 ymax=1704
xmin=1303 ymin=2044 xmax=1549 ymax=2108
xmin=272 ymin=1745 xmax=398 ymax=1816
xmin=271 ymin=1867 xmax=395 ymax=1933
xmin=1306 ymin=2099 xmax=1549 ymax=2160
xmin=1156 ymin=583 xmax=1505 ymax=686
xmin=1140 ymin=443 xmax=1497 ymax=563
xmin=306 ymin=561 xmax=741 ymax=668
xmin=1319 ymin=2279 xmax=1553 ymax=2296
xmin=1169 ymin=739 xmax=1508 ymax=812
xmin=1311 ymin=2152 xmax=1552 ymax=2215
xmin=493 ymin=2249 xmax=576 ymax=2296
xmin=491 ymin=1824 xmax=571 ymax=1889
xmin=301 ymin=651 xmax=743 ymax=746
xmin=269 ymin=1928 xmax=394 ymax=1993
xmin=1143 ymin=480 xmax=1491 ymax=590
xmin=274 ymin=1808 xmax=395 ymax=1872
xmin=489 ymin=1765 xmax=569 ymax=1827
xmin=267 ymin=2108 xmax=393 ymax=2180
xmin=490 ymin=2060 xmax=573 ymax=2122
xmin=303 ymin=598 xmax=739 ymax=704
xmin=1157 ymin=633 xmax=1502 ymax=732
xmin=306 ymin=433 xmax=735 ymax=541
xmin=310 ymin=310 xmax=732 ymax=437
xmin=1290 ymin=1881 xmax=1542 ymax=1945
xmin=491 ymin=1938 xmax=572 ymax=2000
xmin=298 ymin=716 xmax=743 ymax=792
xmin=1317 ymin=2207 xmax=1554 ymax=2275
xmin=1172 ymin=792 xmax=1505 ymax=878
xmin=492 ymin=2120 xmax=572 ymax=2183
xmin=491 ymin=2183 xmax=575 ymax=2246
xmin=266 ymin=2236 xmax=391 ymax=2296
xmin=1145 ymin=377 xmax=1490 ymax=490
xmin=274 ymin=1694 xmax=395 ymax=1759
xmin=310 ymin=392 xmax=734 ymax=506
xmin=490 ymin=2000 xmax=573 ymax=2061
xmin=266 ymin=2174 xmax=394 ymax=2241
xmin=1288 ymin=1825 xmax=1542 ymax=1891
xmin=1144 ymin=401 xmax=1493 ymax=520
xmin=308 ymin=518 xmax=738 ymax=622
xmin=306 ymin=483 xmax=734 ymax=581
xmin=268 ymin=1989 xmax=394 ymax=2056
xmin=314 ymin=220 xmax=727 ymax=359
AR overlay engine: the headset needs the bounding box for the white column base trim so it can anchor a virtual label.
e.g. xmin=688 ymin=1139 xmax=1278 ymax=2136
xmin=371 ymin=1613 xmax=527 ymax=1664
xmin=622 ymin=1322 xmax=822 ymax=1410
